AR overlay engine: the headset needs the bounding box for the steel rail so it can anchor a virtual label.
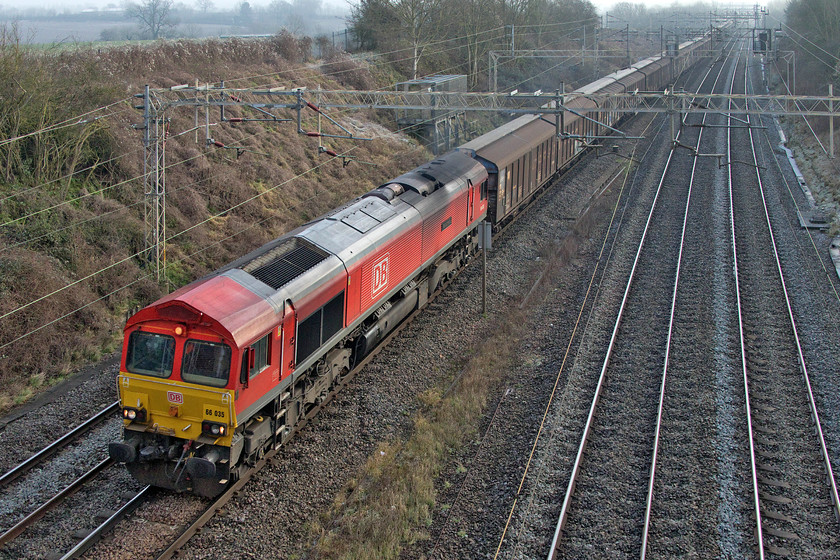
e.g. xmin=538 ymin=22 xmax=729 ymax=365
xmin=0 ymin=457 xmax=114 ymax=546
xmin=544 ymin=43 xmax=731 ymax=560
xmin=494 ymin=106 xmax=669 ymax=560
xmin=638 ymin=40 xmax=735 ymax=560
xmin=59 ymin=485 xmax=153 ymax=560
xmin=0 ymin=401 xmax=119 ymax=489
xmin=727 ymin=46 xmax=766 ymax=560
xmin=742 ymin=57 xmax=840 ymax=529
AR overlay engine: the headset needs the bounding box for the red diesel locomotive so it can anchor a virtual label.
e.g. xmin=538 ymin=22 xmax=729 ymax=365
xmin=110 ymin=151 xmax=489 ymax=496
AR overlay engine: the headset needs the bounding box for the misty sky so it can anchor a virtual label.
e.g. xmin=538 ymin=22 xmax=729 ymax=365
xmin=4 ymin=0 xmax=769 ymax=16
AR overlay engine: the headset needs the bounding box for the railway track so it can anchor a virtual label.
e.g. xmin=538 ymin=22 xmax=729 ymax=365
xmin=728 ymin=49 xmax=840 ymax=557
xmin=4 ymin=267 xmax=459 ymax=560
xmin=0 ymin=401 xmax=118 ymax=491
xmin=2 ymin=74 xmax=639 ymax=560
xmin=488 ymin=43 xmax=728 ymax=559
xmin=10 ymin=35 xmax=840 ymax=560
xmin=0 ymin=455 xmax=147 ymax=560
xmin=415 ymin=37 xmax=840 ymax=559
xmin=71 ymin=60 xmax=678 ymax=559
xmin=636 ymin=44 xmax=745 ymax=559
xmin=544 ymin=42 xmax=738 ymax=559
xmin=0 ymin=401 xmax=146 ymax=559
xmin=133 ymin=102 xmax=651 ymax=559
xmin=636 ymin=43 xmax=755 ymax=558
xmin=501 ymin=39 xmax=840 ymax=560
xmin=149 ymin=294 xmax=430 ymax=560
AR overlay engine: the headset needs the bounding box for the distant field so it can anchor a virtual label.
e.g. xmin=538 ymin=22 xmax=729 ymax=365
xmin=10 ymin=18 xmax=238 ymax=45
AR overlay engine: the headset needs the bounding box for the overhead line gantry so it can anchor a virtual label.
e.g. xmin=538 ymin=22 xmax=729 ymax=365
xmin=135 ymin=57 xmax=838 ymax=281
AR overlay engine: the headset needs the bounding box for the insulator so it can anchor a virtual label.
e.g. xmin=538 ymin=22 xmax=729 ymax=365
xmin=230 ymin=95 xmax=242 ymax=102
xmin=306 ymin=132 xmax=320 ymax=137
xmin=228 ymin=118 xmax=243 ymax=122
xmin=325 ymin=149 xmax=338 ymax=157
xmin=306 ymin=101 xmax=320 ymax=113
xmin=213 ymin=141 xmax=225 ymax=148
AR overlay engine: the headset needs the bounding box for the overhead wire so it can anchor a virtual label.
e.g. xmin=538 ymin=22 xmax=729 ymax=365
xmin=1 ymin=113 xmax=287 ymax=253
xmin=1 ymin=175 xmax=216 ymax=253
xmin=0 ymin=22 xmax=645 ymax=350
xmin=0 ymin=148 xmax=208 ymax=229
xmin=0 ymin=15 xmax=596 ymax=223
xmin=766 ymin=14 xmax=840 ymax=65
xmin=0 ymin=144 xmax=137 ymax=205
xmin=0 ymin=115 xmax=273 ymax=234
xmin=221 ymin=25 xmax=508 ymax=88
xmin=0 ymin=25 xmax=510 ymax=229
xmin=223 ymin=17 xmax=601 ymax=88
xmin=0 ymin=116 xmax=207 ymax=205
xmin=0 ymin=97 xmax=133 ymax=148
xmin=762 ymin=19 xmax=839 ymax=158
xmin=18 ymin=22 xmax=625 ymax=262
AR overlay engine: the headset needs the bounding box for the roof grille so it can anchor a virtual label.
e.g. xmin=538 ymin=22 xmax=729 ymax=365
xmin=242 ymin=240 xmax=328 ymax=290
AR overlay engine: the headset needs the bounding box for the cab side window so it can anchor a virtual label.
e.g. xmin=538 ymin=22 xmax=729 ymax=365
xmin=242 ymin=333 xmax=271 ymax=380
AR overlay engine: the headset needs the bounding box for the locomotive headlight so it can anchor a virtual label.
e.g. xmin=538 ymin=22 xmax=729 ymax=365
xmin=202 ymin=421 xmax=227 ymax=437
xmin=122 ymin=407 xmax=147 ymax=423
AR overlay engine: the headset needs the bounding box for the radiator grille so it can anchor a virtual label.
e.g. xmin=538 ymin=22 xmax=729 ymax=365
xmin=243 ymin=241 xmax=328 ymax=290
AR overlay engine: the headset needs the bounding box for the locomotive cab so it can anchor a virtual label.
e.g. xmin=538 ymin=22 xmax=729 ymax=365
xmin=109 ymin=275 xmax=282 ymax=497
xmin=110 ymin=321 xmax=240 ymax=496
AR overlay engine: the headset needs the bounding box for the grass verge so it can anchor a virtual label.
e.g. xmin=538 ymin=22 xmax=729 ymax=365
xmin=308 ymin=307 xmax=524 ymax=559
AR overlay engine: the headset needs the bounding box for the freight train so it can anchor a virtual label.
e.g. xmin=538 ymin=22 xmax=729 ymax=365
xmin=109 ymin=34 xmax=713 ymax=497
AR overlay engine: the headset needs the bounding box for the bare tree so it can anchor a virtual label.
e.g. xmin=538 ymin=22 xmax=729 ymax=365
xmin=391 ymin=0 xmax=443 ymax=79
xmin=350 ymin=0 xmax=400 ymax=51
xmin=126 ymin=0 xmax=176 ymax=39
xmin=195 ymin=0 xmax=214 ymax=14
xmin=442 ymin=0 xmax=496 ymax=87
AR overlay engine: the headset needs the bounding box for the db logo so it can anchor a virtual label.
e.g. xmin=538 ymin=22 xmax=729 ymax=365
xmin=372 ymin=254 xmax=389 ymax=297
xmin=167 ymin=391 xmax=184 ymax=405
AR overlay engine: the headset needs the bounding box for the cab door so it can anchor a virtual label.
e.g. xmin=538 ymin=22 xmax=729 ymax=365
xmin=468 ymin=179 xmax=475 ymax=224
xmin=280 ymin=300 xmax=296 ymax=382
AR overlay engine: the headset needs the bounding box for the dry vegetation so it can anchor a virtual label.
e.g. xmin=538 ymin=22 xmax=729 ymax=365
xmin=773 ymin=0 xmax=840 ymax=233
xmin=784 ymin=120 xmax=840 ymax=234
xmin=765 ymin=62 xmax=840 ymax=234
xmin=0 ymin=30 xmax=429 ymax=411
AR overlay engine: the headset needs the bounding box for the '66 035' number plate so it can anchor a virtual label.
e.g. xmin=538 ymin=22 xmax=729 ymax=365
xmin=203 ymin=405 xmax=226 ymax=420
